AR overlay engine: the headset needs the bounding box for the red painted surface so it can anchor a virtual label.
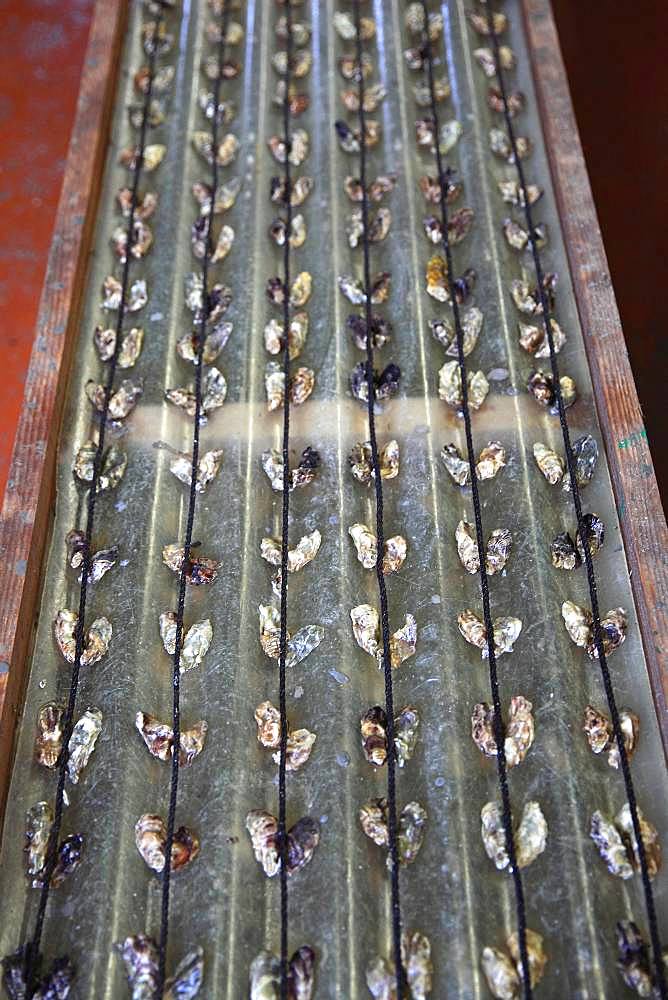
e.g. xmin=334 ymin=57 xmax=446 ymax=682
xmin=0 ymin=0 xmax=94 ymax=499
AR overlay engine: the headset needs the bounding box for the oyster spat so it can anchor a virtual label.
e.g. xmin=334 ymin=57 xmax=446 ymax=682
xmin=583 ymin=704 xmax=639 ymax=769
xmin=54 ymin=609 xmax=112 ymax=666
xmin=348 ymin=523 xmax=407 ymax=574
xmin=590 ymin=804 xmax=661 ymax=880
xmin=359 ymin=799 xmax=427 ymax=869
xmin=245 ymin=811 xmax=320 ymax=878
xmin=134 ymin=814 xmax=200 ymax=874
xmin=471 ymin=696 xmax=534 ymax=768
xmin=159 ymin=612 xmax=213 ymax=673
xmin=367 ymin=930 xmax=432 ymax=998
xmin=249 ymin=946 xmax=315 ymax=1000
xmin=561 ymin=601 xmax=627 ymax=659
xmin=116 ymin=934 xmax=204 ymax=999
xmin=254 ymin=700 xmax=316 ymax=772
xmin=259 ymin=605 xmax=324 ymax=668
xmin=457 ymin=609 xmax=521 ymax=659
xmin=1 ymin=948 xmax=75 ymax=1000
xmin=480 ymin=800 xmax=547 ymax=871
xmin=481 ymin=929 xmax=547 ymax=999
xmin=350 ymin=605 xmax=417 ymax=669
xmin=136 ymin=712 xmax=208 ymax=767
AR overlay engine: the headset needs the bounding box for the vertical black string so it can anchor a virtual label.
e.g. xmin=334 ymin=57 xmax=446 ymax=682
xmin=155 ymin=1 xmax=232 ymax=994
xmin=19 ymin=5 xmax=168 ymax=997
xmin=485 ymin=7 xmax=666 ymax=995
xmin=420 ymin=1 xmax=533 ymax=993
xmin=277 ymin=0 xmax=294 ymax=995
xmin=351 ymin=1 xmax=404 ymax=994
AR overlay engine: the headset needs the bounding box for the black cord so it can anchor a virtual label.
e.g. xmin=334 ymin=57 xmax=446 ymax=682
xmin=277 ymin=1 xmax=294 ymax=996
xmin=155 ymin=1 xmax=232 ymax=994
xmin=485 ymin=5 xmax=666 ymax=997
xmin=17 ymin=5 xmax=168 ymax=997
xmin=351 ymin=1 xmax=404 ymax=994
xmin=420 ymin=1 xmax=534 ymax=993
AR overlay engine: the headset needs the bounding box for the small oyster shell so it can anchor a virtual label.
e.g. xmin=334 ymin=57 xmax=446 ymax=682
xmin=161 ymin=544 xmax=220 ymax=585
xmin=260 ymin=530 xmax=321 ymax=574
xmin=85 ymin=378 xmax=143 ymax=421
xmin=497 ymin=179 xmax=542 ymax=207
xmin=348 ymin=524 xmax=406 ymax=574
xmin=25 ymin=801 xmax=53 ymax=882
xmin=254 ymin=701 xmax=316 ymax=772
xmin=563 ymin=434 xmax=599 ymax=492
xmin=394 ymin=706 xmax=420 ymax=768
xmin=533 ymin=441 xmax=565 ymax=485
xmin=264 ymin=311 xmax=308 ymax=359
xmin=349 ymin=440 xmax=399 ymax=484
xmin=616 ymin=803 xmax=662 ymax=880
xmin=135 ymin=712 xmax=208 ymax=767
xmin=359 ymin=799 xmax=427 ymax=868
xmin=249 ymin=946 xmax=315 ymax=1000
xmin=164 ymin=366 xmax=227 ymax=421
xmin=441 ymin=443 xmax=470 ymax=486
xmin=34 ymin=703 xmax=65 ymax=769
xmin=261 ymin=446 xmax=321 ymax=492
xmin=471 ymin=696 xmax=534 ymax=768
xmin=575 ymin=512 xmax=605 ymax=560
xmin=134 ymin=814 xmax=200 ymax=873
xmin=268 ymin=129 xmax=309 ymax=166
xmin=159 ymin=613 xmax=213 ymax=672
xmin=457 ymin=610 xmax=522 ymax=659
xmin=367 ymin=930 xmax=433 ymax=1000
xmin=518 ymin=318 xmax=565 ymax=357
xmin=433 ymin=306 xmax=483 ymax=358
xmin=474 ymin=45 xmax=516 ymax=79
xmin=54 ymin=610 xmax=112 ymax=666
xmin=438 ymin=361 xmax=489 ymax=410
xmin=481 ymin=800 xmax=547 ymax=871
xmin=73 ymin=440 xmax=127 ymax=491
xmin=550 ymin=531 xmax=578 ymax=570
xmin=527 ymin=369 xmax=577 ymax=411
xmin=245 ymin=811 xmax=320 ymax=878
xmin=590 ymin=810 xmax=634 ymax=879
xmin=583 ymin=704 xmax=639 ymax=769
xmin=169 ymin=448 xmax=224 ymax=493
xmin=489 ymin=128 xmax=532 ymax=163
xmin=561 ymin=601 xmax=627 ymax=659
xmin=350 ymin=606 xmax=417 ymax=669
xmin=481 ymin=947 xmax=519 ymax=1000
xmin=67 ymin=707 xmax=102 ymax=784
xmin=615 ymin=921 xmax=656 ymax=997
xmin=258 ymin=604 xmax=324 ymax=667
xmin=455 ymin=521 xmax=511 ymax=576
xmin=361 ymin=707 xmax=388 ymax=767
xmin=476 ymin=442 xmax=506 ymax=481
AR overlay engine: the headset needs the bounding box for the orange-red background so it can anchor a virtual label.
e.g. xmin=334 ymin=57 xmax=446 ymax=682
xmin=0 ymin=2 xmax=666 ymax=501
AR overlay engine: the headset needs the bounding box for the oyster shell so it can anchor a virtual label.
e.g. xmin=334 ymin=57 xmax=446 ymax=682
xmin=349 ymin=439 xmax=399 ymax=484
xmin=134 ymin=814 xmax=200 ymax=873
xmin=481 ymin=800 xmax=547 ymax=871
xmin=67 ymin=707 xmax=103 ymax=784
xmin=457 ymin=609 xmax=522 ymax=659
xmin=135 ymin=712 xmax=208 ymax=767
xmin=34 ymin=702 xmax=65 ymax=769
xmin=159 ymin=613 xmax=213 ymax=672
xmin=245 ymin=811 xmax=320 ymax=877
xmin=438 ymin=361 xmax=489 ymax=410
xmin=54 ymin=610 xmax=112 ymax=666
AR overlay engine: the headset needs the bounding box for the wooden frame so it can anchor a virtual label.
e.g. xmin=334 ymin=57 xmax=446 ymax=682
xmin=0 ymin=0 xmax=128 ymax=822
xmin=0 ymin=0 xmax=665 ymax=829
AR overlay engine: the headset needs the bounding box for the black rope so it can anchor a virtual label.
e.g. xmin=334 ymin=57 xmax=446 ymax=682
xmin=351 ymin=1 xmax=404 ymax=994
xmin=485 ymin=6 xmax=666 ymax=995
xmin=277 ymin=0 xmax=294 ymax=996
xmin=155 ymin=1 xmax=232 ymax=994
xmin=420 ymin=1 xmax=533 ymax=993
xmin=17 ymin=5 xmax=168 ymax=997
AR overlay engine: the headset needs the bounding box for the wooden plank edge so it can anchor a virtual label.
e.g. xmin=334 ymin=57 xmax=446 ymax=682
xmin=0 ymin=0 xmax=128 ymax=829
xmin=521 ymin=0 xmax=668 ymax=755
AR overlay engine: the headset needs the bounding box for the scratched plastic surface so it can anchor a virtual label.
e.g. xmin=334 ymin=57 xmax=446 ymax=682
xmin=0 ymin=1 xmax=666 ymax=997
